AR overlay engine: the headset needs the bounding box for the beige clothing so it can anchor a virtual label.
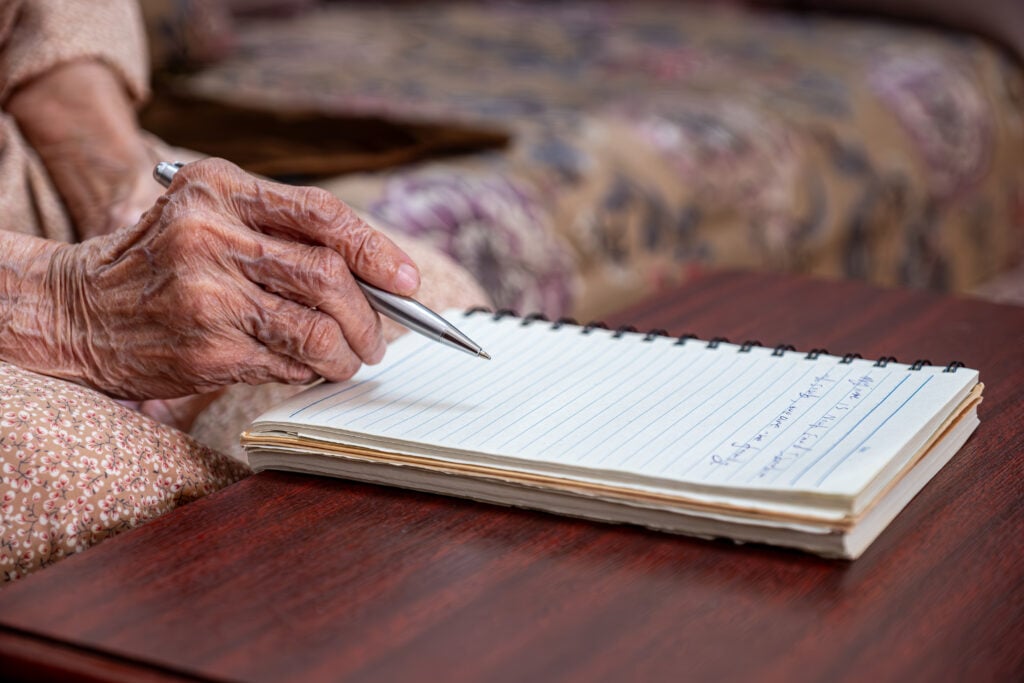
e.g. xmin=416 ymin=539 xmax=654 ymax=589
xmin=0 ymin=0 xmax=149 ymax=104
xmin=0 ymin=0 xmax=149 ymax=241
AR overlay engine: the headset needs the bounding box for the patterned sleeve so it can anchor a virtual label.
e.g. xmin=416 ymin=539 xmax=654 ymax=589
xmin=0 ymin=0 xmax=149 ymax=105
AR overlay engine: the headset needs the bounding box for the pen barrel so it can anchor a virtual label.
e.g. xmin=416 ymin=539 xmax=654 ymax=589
xmin=356 ymin=280 xmax=483 ymax=357
xmin=357 ymin=280 xmax=444 ymax=341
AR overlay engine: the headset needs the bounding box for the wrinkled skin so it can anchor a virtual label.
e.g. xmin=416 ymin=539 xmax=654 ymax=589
xmin=9 ymin=157 xmax=421 ymax=400
xmin=2 ymin=62 xmax=421 ymax=430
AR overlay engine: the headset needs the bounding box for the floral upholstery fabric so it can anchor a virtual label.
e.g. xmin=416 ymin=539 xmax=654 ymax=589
xmin=173 ymin=1 xmax=1024 ymax=320
xmin=0 ymin=362 xmax=250 ymax=581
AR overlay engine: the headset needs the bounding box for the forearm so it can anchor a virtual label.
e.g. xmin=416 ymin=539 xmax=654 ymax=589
xmin=6 ymin=60 xmax=140 ymax=155
xmin=5 ymin=60 xmax=154 ymax=241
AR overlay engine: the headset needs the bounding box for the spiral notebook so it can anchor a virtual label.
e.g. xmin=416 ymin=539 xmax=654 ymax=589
xmin=242 ymin=308 xmax=983 ymax=559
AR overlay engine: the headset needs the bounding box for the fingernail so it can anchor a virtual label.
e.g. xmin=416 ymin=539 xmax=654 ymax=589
xmin=396 ymin=263 xmax=420 ymax=293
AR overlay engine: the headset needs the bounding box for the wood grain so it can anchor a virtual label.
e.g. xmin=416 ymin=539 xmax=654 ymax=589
xmin=2 ymin=270 xmax=1022 ymax=682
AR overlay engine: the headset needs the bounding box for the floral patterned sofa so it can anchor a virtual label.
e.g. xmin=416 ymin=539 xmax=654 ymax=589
xmin=149 ymin=0 xmax=1024 ymax=319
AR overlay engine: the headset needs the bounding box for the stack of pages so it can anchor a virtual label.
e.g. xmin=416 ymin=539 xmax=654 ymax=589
xmin=242 ymin=310 xmax=982 ymax=559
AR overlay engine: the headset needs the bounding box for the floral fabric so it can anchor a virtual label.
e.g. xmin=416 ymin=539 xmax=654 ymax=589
xmin=175 ymin=1 xmax=1024 ymax=319
xmin=0 ymin=362 xmax=250 ymax=581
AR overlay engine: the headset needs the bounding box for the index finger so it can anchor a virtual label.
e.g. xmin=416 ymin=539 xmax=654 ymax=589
xmin=182 ymin=158 xmax=421 ymax=296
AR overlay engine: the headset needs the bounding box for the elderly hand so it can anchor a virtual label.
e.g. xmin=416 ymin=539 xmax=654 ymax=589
xmin=39 ymin=158 xmax=420 ymax=400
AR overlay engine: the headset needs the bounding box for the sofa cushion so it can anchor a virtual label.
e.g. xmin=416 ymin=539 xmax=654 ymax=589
xmin=165 ymin=1 xmax=1024 ymax=319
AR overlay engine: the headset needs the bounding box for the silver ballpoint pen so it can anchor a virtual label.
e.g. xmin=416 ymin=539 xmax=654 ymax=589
xmin=153 ymin=161 xmax=490 ymax=360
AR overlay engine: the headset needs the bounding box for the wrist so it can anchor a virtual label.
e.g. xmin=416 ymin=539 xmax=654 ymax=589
xmin=0 ymin=233 xmax=98 ymax=389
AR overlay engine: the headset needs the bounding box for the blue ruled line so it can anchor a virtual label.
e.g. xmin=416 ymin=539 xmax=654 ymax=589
xmin=809 ymin=375 xmax=934 ymax=486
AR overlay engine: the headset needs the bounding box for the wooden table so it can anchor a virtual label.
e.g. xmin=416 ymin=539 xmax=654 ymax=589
xmin=2 ymin=271 xmax=1022 ymax=682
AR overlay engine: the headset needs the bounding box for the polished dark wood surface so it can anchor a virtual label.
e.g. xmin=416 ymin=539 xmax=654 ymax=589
xmin=2 ymin=271 xmax=1023 ymax=682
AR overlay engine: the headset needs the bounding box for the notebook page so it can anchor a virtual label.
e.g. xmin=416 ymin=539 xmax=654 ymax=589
xmin=252 ymin=310 xmax=978 ymax=498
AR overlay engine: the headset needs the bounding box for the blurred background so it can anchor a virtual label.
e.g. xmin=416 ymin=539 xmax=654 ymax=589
xmin=139 ymin=0 xmax=1024 ymax=320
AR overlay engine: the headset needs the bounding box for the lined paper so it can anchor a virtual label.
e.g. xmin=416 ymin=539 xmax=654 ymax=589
xmin=256 ymin=310 xmax=978 ymax=496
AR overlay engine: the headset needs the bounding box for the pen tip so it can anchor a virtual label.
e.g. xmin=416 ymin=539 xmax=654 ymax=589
xmin=479 ymin=350 xmax=492 ymax=360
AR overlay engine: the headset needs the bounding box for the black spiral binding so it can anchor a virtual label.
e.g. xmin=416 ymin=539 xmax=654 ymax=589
xmin=462 ymin=308 xmax=965 ymax=372
xmin=520 ymin=312 xmax=548 ymax=326
xmin=772 ymin=344 xmax=796 ymax=357
xmin=674 ymin=334 xmax=698 ymax=346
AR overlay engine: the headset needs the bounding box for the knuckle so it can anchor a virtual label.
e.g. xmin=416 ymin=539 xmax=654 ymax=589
xmin=174 ymin=159 xmax=243 ymax=212
xmin=300 ymin=315 xmax=338 ymax=362
xmin=303 ymin=246 xmax=340 ymax=285
xmin=280 ymin=358 xmax=316 ymax=385
xmin=236 ymin=350 xmax=286 ymax=385
xmin=253 ymin=303 xmax=284 ymax=345
xmin=347 ymin=225 xmax=387 ymax=274
xmin=285 ymin=186 xmax=340 ymax=232
xmin=350 ymin=313 xmax=382 ymax=356
xmin=184 ymin=157 xmax=235 ymax=183
xmin=300 ymin=186 xmax=338 ymax=216
xmin=286 ymin=246 xmax=346 ymax=308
